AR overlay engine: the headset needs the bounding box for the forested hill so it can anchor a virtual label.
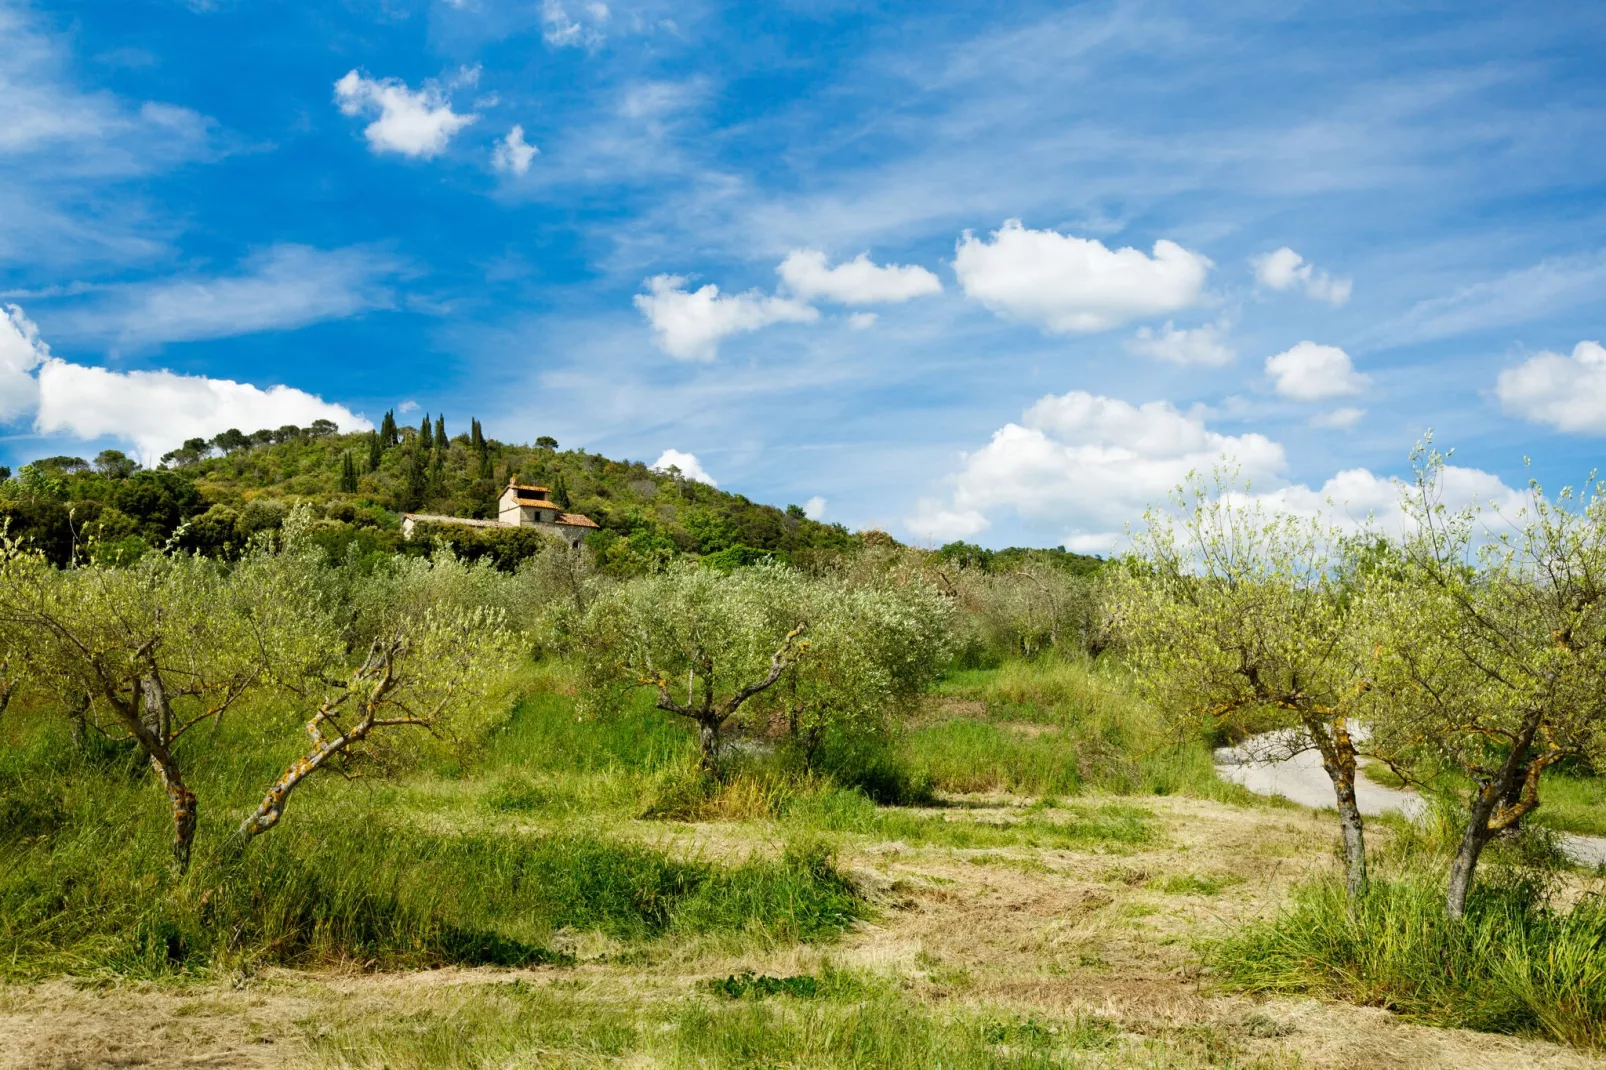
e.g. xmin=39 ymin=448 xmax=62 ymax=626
xmin=0 ymin=413 xmax=876 ymax=569
xmin=0 ymin=413 xmax=1104 ymax=574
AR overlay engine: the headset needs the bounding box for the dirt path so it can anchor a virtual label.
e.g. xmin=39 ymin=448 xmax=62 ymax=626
xmin=2 ymin=795 xmax=1602 ymax=1069
xmin=1215 ymin=735 xmax=1606 ymax=867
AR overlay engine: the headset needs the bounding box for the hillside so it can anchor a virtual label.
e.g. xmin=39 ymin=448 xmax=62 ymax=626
xmin=0 ymin=413 xmax=1106 ymax=574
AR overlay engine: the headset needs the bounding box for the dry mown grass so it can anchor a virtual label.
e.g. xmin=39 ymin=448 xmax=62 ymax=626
xmin=4 ymin=795 xmax=1601 ymax=1070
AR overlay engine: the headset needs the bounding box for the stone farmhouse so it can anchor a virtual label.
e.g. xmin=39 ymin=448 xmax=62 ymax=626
xmin=401 ymin=479 xmax=600 ymax=548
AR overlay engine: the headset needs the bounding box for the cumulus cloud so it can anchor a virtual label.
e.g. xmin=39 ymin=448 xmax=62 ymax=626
xmin=0 ymin=305 xmax=370 ymax=463
xmin=542 ymin=0 xmax=609 ymax=48
xmin=651 ymin=448 xmax=716 ymax=486
xmin=905 ymin=391 xmax=1284 ymax=548
xmin=1264 ymin=341 xmax=1370 ymax=400
xmin=492 ymin=125 xmax=538 ymax=175
xmin=633 ymin=275 xmax=818 ymax=361
xmin=0 ymin=305 xmax=49 ymax=421
xmin=1495 ymin=341 xmax=1606 ymax=434
xmin=776 ymin=250 xmax=942 ymax=305
xmin=1252 ymin=247 xmax=1352 ymax=306
xmin=803 ymin=496 xmax=827 ymax=520
xmin=334 ymin=70 xmax=477 ymax=158
xmin=1125 ymin=320 xmax=1235 ymax=366
xmin=952 ymin=220 xmax=1211 ymax=333
xmin=907 ymin=389 xmax=1522 ymax=552
xmin=58 ymin=245 xmax=401 ymax=349
xmin=1310 ymin=407 xmax=1366 ymax=430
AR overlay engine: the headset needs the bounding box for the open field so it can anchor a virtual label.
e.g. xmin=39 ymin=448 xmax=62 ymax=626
xmin=5 ymin=660 xmax=1604 ymax=1069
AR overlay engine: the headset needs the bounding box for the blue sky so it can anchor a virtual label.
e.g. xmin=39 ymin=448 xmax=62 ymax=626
xmin=2 ymin=0 xmax=1605 ymax=549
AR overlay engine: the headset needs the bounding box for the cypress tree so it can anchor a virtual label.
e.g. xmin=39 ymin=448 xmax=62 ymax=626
xmin=470 ymin=418 xmax=484 ymax=452
xmin=367 ymin=430 xmax=383 ymax=472
xmin=478 ymin=449 xmax=494 ymax=480
xmin=340 ymin=451 xmax=359 ymax=493
xmin=379 ymin=409 xmax=398 ymax=447
xmin=419 ymin=414 xmax=433 ymax=451
xmin=553 ymin=475 xmax=571 ymax=510
xmin=501 ymin=460 xmax=514 ymax=487
xmin=435 ymin=414 xmax=446 ymax=446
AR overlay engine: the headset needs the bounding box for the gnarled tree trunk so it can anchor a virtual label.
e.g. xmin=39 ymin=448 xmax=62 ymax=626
xmin=1309 ymin=716 xmax=1368 ymax=899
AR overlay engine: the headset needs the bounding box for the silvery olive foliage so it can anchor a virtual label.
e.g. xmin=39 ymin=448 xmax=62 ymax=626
xmin=1110 ymin=470 xmax=1380 ymax=897
xmin=1367 ymin=447 xmax=1606 ymax=915
xmin=577 ymin=560 xmax=954 ymax=773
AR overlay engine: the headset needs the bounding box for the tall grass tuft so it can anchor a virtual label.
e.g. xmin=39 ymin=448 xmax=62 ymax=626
xmin=1213 ymin=866 xmax=1606 ymax=1048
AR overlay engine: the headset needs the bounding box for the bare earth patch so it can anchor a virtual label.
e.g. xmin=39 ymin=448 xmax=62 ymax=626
xmin=2 ymin=794 xmax=1601 ymax=1069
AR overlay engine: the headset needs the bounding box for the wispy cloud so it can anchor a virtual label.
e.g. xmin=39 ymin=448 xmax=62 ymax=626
xmin=1374 ymin=252 xmax=1606 ymax=346
xmin=51 ymin=245 xmax=404 ymax=349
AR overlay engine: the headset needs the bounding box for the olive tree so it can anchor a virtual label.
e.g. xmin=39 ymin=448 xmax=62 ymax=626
xmin=238 ymin=603 xmax=515 ymax=840
xmin=1112 ymin=473 xmax=1380 ymax=897
xmin=0 ymin=534 xmax=329 ymax=871
xmin=753 ymin=575 xmax=954 ymax=770
xmin=1369 ymin=451 xmax=1606 ymax=916
xmin=577 ymin=561 xmax=809 ymax=772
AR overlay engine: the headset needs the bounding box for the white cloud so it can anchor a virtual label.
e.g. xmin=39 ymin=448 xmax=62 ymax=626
xmin=0 ymin=305 xmax=48 ymax=422
xmin=1495 ymin=340 xmax=1606 ymax=433
xmin=847 ymin=312 xmax=878 ymax=330
xmin=906 ymin=391 xmax=1285 ymax=550
xmin=1264 ymin=341 xmax=1370 ymax=400
xmin=776 ymin=250 xmax=942 ymax=305
xmin=1252 ymin=247 xmax=1352 ymax=306
xmin=58 ymin=245 xmax=400 ymax=348
xmin=492 ymin=125 xmax=538 ymax=176
xmin=651 ymin=448 xmax=716 ymax=486
xmin=908 ymin=389 xmax=1523 ymax=552
xmin=803 ymin=495 xmax=827 ymax=520
xmin=907 ymin=499 xmax=990 ymax=543
xmin=1310 ymin=407 xmax=1366 ymax=430
xmin=633 ymin=274 xmax=818 ymax=361
xmin=952 ymin=219 xmax=1211 ymax=333
xmin=35 ymin=361 xmax=370 ymax=464
xmin=0 ymin=304 xmax=370 ymax=463
xmin=397 ymin=399 xmax=419 ymax=414
xmin=542 ymin=0 xmax=609 ymax=48
xmin=1125 ymin=320 xmax=1235 ymax=366
xmin=1243 ymin=465 xmax=1525 ymax=536
xmin=334 ymin=70 xmax=478 ymax=158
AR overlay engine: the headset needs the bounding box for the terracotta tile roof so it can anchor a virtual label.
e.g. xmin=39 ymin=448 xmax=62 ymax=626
xmin=505 ymin=481 xmax=552 ymax=493
xmin=556 ymin=513 xmax=599 ymax=529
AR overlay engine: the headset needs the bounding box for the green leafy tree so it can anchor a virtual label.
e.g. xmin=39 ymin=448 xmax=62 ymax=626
xmin=93 ymin=450 xmax=140 ymax=479
xmin=0 ymin=530 xmax=332 ymax=870
xmin=535 ymin=435 xmax=558 ymax=450
xmin=578 ymin=562 xmax=809 ymax=771
xmin=238 ymin=602 xmax=514 ymax=842
xmin=1113 ymin=472 xmax=1379 ymax=898
xmin=1369 ymin=449 xmax=1606 ymax=916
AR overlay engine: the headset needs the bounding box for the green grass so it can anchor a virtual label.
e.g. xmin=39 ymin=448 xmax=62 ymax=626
xmin=1361 ymin=762 xmax=1606 ymax=839
xmin=1213 ymin=867 xmax=1606 ymax=1049
xmin=917 ymin=658 xmax=1253 ymax=801
xmin=299 ymin=979 xmax=1143 ymax=1070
